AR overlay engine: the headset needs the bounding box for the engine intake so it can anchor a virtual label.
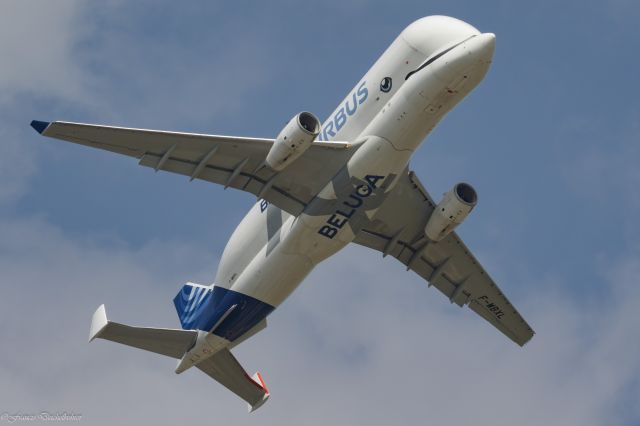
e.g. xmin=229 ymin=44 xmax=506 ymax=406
xmin=266 ymin=112 xmax=320 ymax=171
xmin=425 ymin=182 xmax=477 ymax=241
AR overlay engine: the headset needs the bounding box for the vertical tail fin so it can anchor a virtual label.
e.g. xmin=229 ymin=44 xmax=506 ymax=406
xmin=173 ymin=282 xmax=213 ymax=330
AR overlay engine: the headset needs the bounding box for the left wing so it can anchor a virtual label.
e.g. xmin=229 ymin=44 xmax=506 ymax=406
xmin=353 ymin=170 xmax=535 ymax=346
xmin=31 ymin=120 xmax=358 ymax=216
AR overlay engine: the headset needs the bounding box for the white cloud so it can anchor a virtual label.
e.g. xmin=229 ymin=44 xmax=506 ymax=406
xmin=0 ymin=1 xmax=90 ymax=203
xmin=257 ymin=245 xmax=640 ymax=426
xmin=72 ymin=18 xmax=278 ymax=128
xmin=0 ymin=213 xmax=639 ymax=425
xmin=0 ymin=125 xmax=36 ymax=203
xmin=0 ymin=0 xmax=277 ymax=117
xmin=0 ymin=1 xmax=278 ymax=205
xmin=0 ymin=0 xmax=90 ymax=104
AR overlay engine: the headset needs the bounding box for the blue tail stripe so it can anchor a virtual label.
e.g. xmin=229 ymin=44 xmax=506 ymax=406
xmin=184 ymin=289 xmax=212 ymax=324
xmin=183 ymin=287 xmax=204 ymax=319
xmin=173 ymin=284 xmax=274 ymax=342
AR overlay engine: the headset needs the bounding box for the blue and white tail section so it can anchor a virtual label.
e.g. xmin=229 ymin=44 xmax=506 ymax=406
xmin=174 ymin=282 xmax=214 ymax=330
xmin=173 ymin=283 xmax=275 ymax=342
xmin=88 ymin=303 xmax=271 ymax=411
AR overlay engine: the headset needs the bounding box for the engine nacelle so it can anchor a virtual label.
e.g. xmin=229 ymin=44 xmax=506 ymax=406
xmin=425 ymin=182 xmax=478 ymax=241
xmin=266 ymin=112 xmax=320 ymax=171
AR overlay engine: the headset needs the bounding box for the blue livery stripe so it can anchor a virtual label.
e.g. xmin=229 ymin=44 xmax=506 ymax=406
xmin=173 ymin=284 xmax=274 ymax=342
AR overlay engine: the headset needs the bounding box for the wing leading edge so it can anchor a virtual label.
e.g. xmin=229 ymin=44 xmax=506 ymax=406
xmin=31 ymin=120 xmax=358 ymax=217
xmin=353 ymin=170 xmax=534 ymax=346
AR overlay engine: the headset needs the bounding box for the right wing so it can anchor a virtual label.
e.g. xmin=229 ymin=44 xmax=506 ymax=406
xmin=31 ymin=120 xmax=359 ymax=216
xmin=353 ymin=171 xmax=534 ymax=346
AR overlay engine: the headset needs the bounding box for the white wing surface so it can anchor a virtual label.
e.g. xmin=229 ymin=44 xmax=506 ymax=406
xmin=353 ymin=170 xmax=534 ymax=346
xmin=31 ymin=120 xmax=357 ymax=216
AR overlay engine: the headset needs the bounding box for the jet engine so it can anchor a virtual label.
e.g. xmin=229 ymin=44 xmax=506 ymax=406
xmin=424 ymin=182 xmax=477 ymax=241
xmin=265 ymin=112 xmax=321 ymax=171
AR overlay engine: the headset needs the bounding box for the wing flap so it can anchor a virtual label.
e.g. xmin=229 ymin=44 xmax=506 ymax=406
xmin=138 ymin=152 xmax=307 ymax=215
xmin=355 ymin=229 xmax=467 ymax=307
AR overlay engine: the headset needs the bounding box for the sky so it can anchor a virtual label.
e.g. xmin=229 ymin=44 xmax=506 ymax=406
xmin=1 ymin=0 xmax=639 ymax=424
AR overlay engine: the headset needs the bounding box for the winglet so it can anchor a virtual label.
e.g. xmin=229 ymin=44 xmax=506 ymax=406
xmin=247 ymin=372 xmax=270 ymax=413
xmin=30 ymin=120 xmax=50 ymax=134
xmin=89 ymin=304 xmax=109 ymax=342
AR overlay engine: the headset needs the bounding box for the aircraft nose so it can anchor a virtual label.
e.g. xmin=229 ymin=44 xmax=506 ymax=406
xmin=431 ymin=32 xmax=496 ymax=81
xmin=476 ymin=33 xmax=496 ymax=63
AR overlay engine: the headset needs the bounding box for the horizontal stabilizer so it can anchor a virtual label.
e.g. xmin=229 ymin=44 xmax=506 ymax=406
xmin=89 ymin=305 xmax=269 ymax=410
xmin=196 ymin=348 xmax=270 ymax=412
xmin=88 ymin=304 xmax=197 ymax=359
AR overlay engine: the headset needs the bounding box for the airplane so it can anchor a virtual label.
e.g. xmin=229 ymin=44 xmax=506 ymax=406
xmin=31 ymin=15 xmax=534 ymax=412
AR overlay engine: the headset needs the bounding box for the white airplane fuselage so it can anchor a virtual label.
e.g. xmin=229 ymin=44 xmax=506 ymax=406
xmin=210 ymin=17 xmax=495 ymax=333
xmin=35 ymin=15 xmax=532 ymax=410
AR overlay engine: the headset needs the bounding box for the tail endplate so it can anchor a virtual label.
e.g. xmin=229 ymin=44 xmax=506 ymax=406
xmin=247 ymin=372 xmax=270 ymax=412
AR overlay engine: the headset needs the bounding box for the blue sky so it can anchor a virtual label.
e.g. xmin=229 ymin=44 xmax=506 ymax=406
xmin=1 ymin=1 xmax=639 ymax=425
